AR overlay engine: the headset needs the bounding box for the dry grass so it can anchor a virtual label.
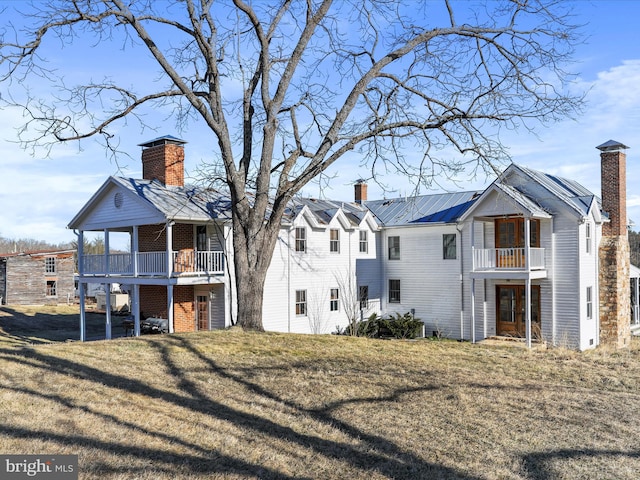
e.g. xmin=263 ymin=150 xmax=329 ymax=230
xmin=1 ymin=305 xmax=640 ymax=479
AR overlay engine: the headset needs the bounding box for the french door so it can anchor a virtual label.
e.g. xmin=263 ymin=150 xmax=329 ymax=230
xmin=496 ymin=285 xmax=541 ymax=338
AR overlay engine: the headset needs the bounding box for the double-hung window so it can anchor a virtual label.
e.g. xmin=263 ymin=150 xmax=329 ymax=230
xmin=586 ymin=286 xmax=593 ymax=319
xmin=330 ymin=288 xmax=339 ymax=311
xmin=359 ymin=230 xmax=368 ymax=253
xmin=389 ymin=279 xmax=401 ymax=303
xmin=388 ymin=236 xmax=400 ymax=260
xmin=295 ymin=227 xmax=306 ymax=252
xmin=330 ymin=229 xmax=340 ymax=253
xmin=586 ymin=222 xmax=592 ymax=254
xmin=443 ymin=234 xmax=457 ymax=260
xmin=296 ymin=290 xmax=307 ymax=316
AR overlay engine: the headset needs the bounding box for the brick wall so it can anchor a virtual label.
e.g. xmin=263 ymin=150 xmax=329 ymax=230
xmin=139 ymin=284 xmax=195 ymax=333
xmin=174 ymin=286 xmax=195 ymax=332
xmin=601 ymin=149 xmax=627 ymax=236
xmin=138 ymin=224 xmax=193 ymax=252
xmin=142 ymin=143 xmax=184 ymax=186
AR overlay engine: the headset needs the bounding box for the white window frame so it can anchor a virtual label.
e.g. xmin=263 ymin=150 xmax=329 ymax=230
xmin=330 ymin=288 xmax=339 ymax=311
xmin=329 ymin=229 xmax=340 ymax=253
xmin=359 ymin=230 xmax=368 ymax=253
xmin=586 ymin=221 xmax=592 ymax=254
xmin=586 ymin=286 xmax=593 ymax=319
xmin=295 ymin=290 xmax=307 ymax=316
xmin=388 ymin=236 xmax=400 ymax=260
xmin=295 ymin=227 xmax=306 ymax=253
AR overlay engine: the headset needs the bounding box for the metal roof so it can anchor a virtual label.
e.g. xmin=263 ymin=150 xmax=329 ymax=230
xmin=511 ymin=164 xmax=599 ymax=217
xmin=363 ymin=191 xmax=480 ymax=226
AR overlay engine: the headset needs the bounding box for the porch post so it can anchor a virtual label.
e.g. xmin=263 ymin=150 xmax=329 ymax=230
xmin=471 ymin=278 xmax=476 ymax=343
xmin=524 ymin=217 xmax=531 ymax=271
xmin=104 ymin=229 xmax=110 ymax=274
xmin=633 ymin=277 xmax=640 ymax=325
xmin=167 ymin=284 xmax=175 ymax=333
xmin=166 ymin=222 xmax=173 ymax=277
xmin=525 ymin=278 xmax=532 ymax=349
xmin=133 ymin=284 xmax=141 ymax=337
xmin=132 ymin=226 xmax=139 ymax=277
xmin=104 ymin=283 xmax=112 ymax=340
xmin=79 ymin=282 xmax=86 ymax=342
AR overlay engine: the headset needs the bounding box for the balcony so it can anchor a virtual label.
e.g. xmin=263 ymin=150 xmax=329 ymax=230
xmin=472 ymin=247 xmax=545 ymax=271
xmin=81 ymin=250 xmax=225 ymax=277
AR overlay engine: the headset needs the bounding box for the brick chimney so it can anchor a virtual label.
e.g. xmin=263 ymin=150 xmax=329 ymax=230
xmin=139 ymin=135 xmax=187 ymax=186
xmin=354 ymin=180 xmax=368 ymax=204
xmin=597 ymin=140 xmax=631 ymax=349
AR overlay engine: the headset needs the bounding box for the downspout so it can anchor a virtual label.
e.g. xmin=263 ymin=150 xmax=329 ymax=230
xmin=456 ymin=223 xmax=464 ymax=340
xmin=288 ymin=226 xmax=292 ymax=333
xmin=551 ymin=217 xmax=557 ymax=346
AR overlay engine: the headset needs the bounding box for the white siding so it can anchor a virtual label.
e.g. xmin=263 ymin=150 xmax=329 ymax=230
xmin=78 ymin=184 xmax=165 ymax=230
xmin=382 ymin=224 xmax=462 ymax=338
xmin=261 ymin=213 xmax=374 ymax=334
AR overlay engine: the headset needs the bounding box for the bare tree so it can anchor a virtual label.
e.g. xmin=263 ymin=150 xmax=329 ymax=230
xmin=0 ymin=0 xmax=582 ymax=330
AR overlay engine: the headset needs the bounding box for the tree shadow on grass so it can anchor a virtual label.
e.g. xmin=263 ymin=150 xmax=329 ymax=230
xmin=521 ymin=448 xmax=640 ymax=480
xmin=0 ymin=335 xmax=483 ymax=480
xmin=0 ymin=306 xmax=108 ymax=345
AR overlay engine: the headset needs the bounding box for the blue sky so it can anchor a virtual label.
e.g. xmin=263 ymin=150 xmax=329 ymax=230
xmin=1 ymin=1 xmax=639 ymax=250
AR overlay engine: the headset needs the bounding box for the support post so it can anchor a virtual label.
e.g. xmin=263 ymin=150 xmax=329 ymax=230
xmin=133 ymin=284 xmax=141 ymax=337
xmin=525 ymin=278 xmax=532 ymax=349
xmin=167 ymin=284 xmax=175 ymax=333
xmin=104 ymin=283 xmax=112 ymax=340
xmin=79 ymin=282 xmax=86 ymax=342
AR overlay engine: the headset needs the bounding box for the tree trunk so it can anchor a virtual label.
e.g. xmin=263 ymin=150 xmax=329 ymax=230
xmin=234 ymin=260 xmax=268 ymax=331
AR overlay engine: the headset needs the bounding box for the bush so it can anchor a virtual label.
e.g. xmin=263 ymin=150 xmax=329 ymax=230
xmin=335 ymin=312 xmax=423 ymax=339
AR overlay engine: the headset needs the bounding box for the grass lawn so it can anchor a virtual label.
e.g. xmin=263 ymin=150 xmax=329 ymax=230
xmin=1 ymin=305 xmax=640 ymax=479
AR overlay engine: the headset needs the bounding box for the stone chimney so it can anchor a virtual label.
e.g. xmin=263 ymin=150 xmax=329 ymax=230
xmin=354 ymin=180 xmax=368 ymax=204
xmin=597 ymin=140 xmax=631 ymax=349
xmin=139 ymin=135 xmax=187 ymax=186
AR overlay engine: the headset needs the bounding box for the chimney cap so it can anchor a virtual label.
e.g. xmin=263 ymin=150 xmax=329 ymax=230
xmin=596 ymin=140 xmax=629 ymax=152
xmin=138 ymin=135 xmax=187 ymax=149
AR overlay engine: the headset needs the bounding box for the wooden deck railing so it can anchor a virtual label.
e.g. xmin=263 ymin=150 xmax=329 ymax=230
xmin=81 ymin=250 xmax=224 ymax=276
xmin=472 ymin=247 xmax=545 ymax=271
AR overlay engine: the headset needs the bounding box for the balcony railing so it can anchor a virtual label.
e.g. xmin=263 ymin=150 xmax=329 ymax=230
xmin=81 ymin=250 xmax=225 ymax=276
xmin=473 ymin=247 xmax=545 ymax=271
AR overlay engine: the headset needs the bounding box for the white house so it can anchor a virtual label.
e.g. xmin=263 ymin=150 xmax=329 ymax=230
xmin=69 ymin=136 xmax=637 ymax=350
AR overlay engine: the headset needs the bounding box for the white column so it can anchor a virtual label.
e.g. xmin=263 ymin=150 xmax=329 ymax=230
xmin=166 ymin=222 xmax=173 ymax=277
xmin=471 ymin=278 xmax=476 ymax=343
xmin=79 ymin=282 xmax=86 ymax=342
xmin=104 ymin=283 xmax=112 ymax=340
xmin=524 ymin=218 xmax=531 ymax=271
xmin=132 ymin=226 xmax=139 ymax=277
xmin=167 ymin=284 xmax=175 ymax=333
xmin=525 ymin=278 xmax=532 ymax=349
xmin=104 ymin=229 xmax=110 ymax=274
xmin=133 ymin=284 xmax=141 ymax=337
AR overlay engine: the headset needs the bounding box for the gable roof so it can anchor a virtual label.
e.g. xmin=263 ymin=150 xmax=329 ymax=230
xmin=505 ymin=164 xmax=602 ymax=219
